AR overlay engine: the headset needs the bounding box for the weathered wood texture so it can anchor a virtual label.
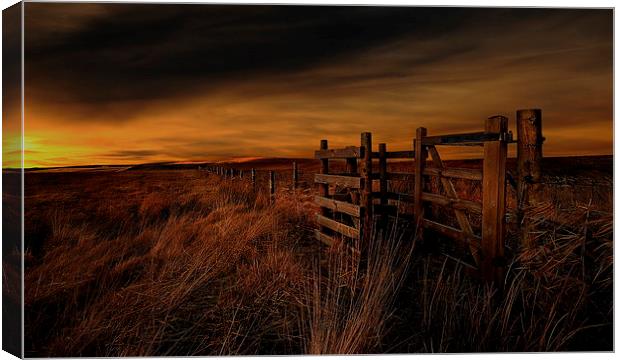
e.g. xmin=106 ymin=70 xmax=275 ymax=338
xmin=378 ymin=143 xmax=388 ymax=206
xmin=315 ymin=146 xmax=361 ymax=159
xmin=517 ymin=109 xmax=543 ymax=249
xmin=318 ymin=140 xmax=330 ymax=236
xmin=481 ymin=115 xmax=508 ymax=285
xmin=360 ymin=132 xmax=373 ymax=246
xmin=315 ymin=195 xmax=360 ymax=217
xmin=314 ymin=174 xmax=362 ymax=188
xmin=421 ymin=192 xmax=482 ymax=214
xmin=414 ymin=127 xmax=428 ymax=239
xmin=424 ymin=167 xmax=482 ymax=181
xmin=371 ymin=150 xmax=416 ymax=159
xmin=316 ymin=214 xmax=360 ymax=239
xmin=422 ymin=131 xmax=510 ymax=146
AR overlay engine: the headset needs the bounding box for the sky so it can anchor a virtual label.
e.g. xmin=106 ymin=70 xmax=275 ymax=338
xmin=5 ymin=4 xmax=614 ymax=167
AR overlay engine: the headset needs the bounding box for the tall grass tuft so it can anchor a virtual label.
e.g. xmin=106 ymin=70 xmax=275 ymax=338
xmin=304 ymin=224 xmax=415 ymax=354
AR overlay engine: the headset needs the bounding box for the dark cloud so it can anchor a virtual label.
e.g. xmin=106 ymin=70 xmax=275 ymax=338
xmin=25 ymin=5 xmax=612 ymax=123
xmin=19 ymin=5 xmax=613 ymax=166
xmin=22 ymin=5 xmax=561 ymax=115
xmin=3 ymin=3 xmax=22 ymax=125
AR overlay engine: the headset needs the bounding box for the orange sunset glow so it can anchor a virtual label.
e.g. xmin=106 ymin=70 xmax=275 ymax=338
xmin=9 ymin=5 xmax=614 ymax=168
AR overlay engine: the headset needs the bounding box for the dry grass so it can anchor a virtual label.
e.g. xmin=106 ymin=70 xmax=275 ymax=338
xmin=25 ymin=171 xmax=310 ymax=356
xmin=304 ymin=224 xmax=414 ymax=354
xmin=394 ymin=189 xmax=613 ymax=352
xmin=21 ymin=163 xmax=613 ymax=356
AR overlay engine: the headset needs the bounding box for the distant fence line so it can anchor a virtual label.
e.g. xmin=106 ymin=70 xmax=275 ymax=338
xmin=200 ymin=163 xmax=304 ymax=201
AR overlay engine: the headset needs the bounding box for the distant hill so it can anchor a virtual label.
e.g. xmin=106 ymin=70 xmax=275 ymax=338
xmin=19 ymin=155 xmax=611 ymax=175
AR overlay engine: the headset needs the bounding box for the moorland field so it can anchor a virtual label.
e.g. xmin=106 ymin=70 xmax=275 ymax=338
xmin=7 ymin=155 xmax=613 ymax=356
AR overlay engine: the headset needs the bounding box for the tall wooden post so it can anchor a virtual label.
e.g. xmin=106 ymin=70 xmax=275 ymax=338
xmin=319 ymin=140 xmax=330 ymax=235
xmin=269 ymin=171 xmax=276 ymax=202
xmin=360 ymin=132 xmax=373 ymax=248
xmin=251 ymin=168 xmax=256 ymax=189
xmin=481 ymin=115 xmax=508 ymax=287
xmin=378 ymin=143 xmax=388 ymax=230
xmin=414 ymin=127 xmax=428 ymax=240
xmin=292 ymin=161 xmax=298 ymax=189
xmin=378 ymin=143 xmax=388 ymax=206
xmin=319 ymin=140 xmax=329 ymax=196
xmin=517 ymin=109 xmax=543 ymax=249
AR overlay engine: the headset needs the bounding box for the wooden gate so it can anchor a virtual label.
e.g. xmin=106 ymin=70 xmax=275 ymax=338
xmin=313 ymin=115 xmax=516 ymax=284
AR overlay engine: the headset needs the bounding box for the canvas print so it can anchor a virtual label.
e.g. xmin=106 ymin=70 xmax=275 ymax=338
xmin=2 ymin=3 xmax=614 ymax=357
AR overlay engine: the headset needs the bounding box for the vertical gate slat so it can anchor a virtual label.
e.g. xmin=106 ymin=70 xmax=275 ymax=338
xmin=414 ymin=127 xmax=428 ymax=240
xmin=360 ymin=132 xmax=373 ymax=250
xmin=481 ymin=115 xmax=508 ymax=286
xmin=319 ymin=140 xmax=330 ymax=237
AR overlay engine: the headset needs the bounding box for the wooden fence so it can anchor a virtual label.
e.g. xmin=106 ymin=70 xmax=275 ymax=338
xmin=313 ymin=109 xmax=545 ymax=285
xmin=201 ymin=162 xmax=302 ymax=201
xmin=200 ymin=108 xmax=545 ymax=286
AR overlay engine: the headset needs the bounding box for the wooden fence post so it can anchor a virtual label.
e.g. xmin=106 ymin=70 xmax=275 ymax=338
xmin=251 ymin=168 xmax=256 ymax=189
xmin=378 ymin=143 xmax=388 ymax=207
xmin=360 ymin=132 xmax=373 ymax=248
xmin=516 ymin=109 xmax=543 ymax=249
xmin=378 ymin=143 xmax=388 ymax=230
xmin=318 ymin=140 xmax=330 ymax=236
xmin=481 ymin=115 xmax=508 ymax=287
xmin=240 ymin=169 xmax=244 ymax=179
xmin=292 ymin=161 xmax=298 ymax=189
xmin=269 ymin=170 xmax=276 ymax=202
xmin=414 ymin=127 xmax=428 ymax=240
